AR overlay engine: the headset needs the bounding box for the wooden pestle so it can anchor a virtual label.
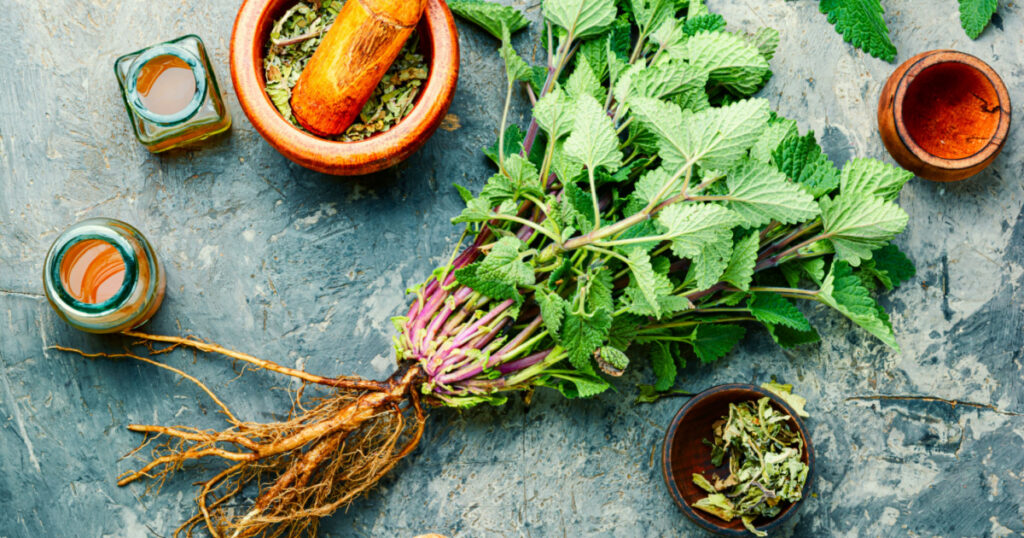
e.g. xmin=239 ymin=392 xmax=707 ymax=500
xmin=290 ymin=0 xmax=427 ymax=137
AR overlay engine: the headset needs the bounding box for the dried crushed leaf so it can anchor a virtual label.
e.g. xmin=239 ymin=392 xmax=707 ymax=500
xmin=262 ymin=0 xmax=429 ymax=141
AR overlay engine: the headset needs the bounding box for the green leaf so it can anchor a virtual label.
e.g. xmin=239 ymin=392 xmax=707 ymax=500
xmin=583 ymin=266 xmax=616 ymax=314
xmin=597 ymin=346 xmax=630 ymax=375
xmin=650 ymin=342 xmax=677 ymax=391
xmin=633 ymin=166 xmax=680 ymax=206
xmin=454 ymin=263 xmax=522 ymax=302
xmin=761 ymin=381 xmax=810 ymax=417
xmin=537 ymin=288 xmax=569 ymax=337
xmin=453 ymin=183 xmax=474 ymax=202
xmin=721 ymin=232 xmax=759 ymax=291
xmin=625 ymin=60 xmax=708 ymax=104
xmin=859 ymin=243 xmax=916 ymax=291
xmin=749 ymin=27 xmax=780 ymax=61
xmin=649 ymin=18 xmax=686 ymax=58
xmin=543 ymin=0 xmax=617 ymax=39
xmin=772 ymin=131 xmax=841 ymax=198
xmin=840 ymin=157 xmax=913 ymax=202
xmin=820 ymin=193 xmax=909 ymax=266
xmin=748 ymin=293 xmax=812 ymax=331
xmin=682 ymin=13 xmax=725 ymax=36
xmin=818 ymin=261 xmax=897 ymax=349
xmin=609 ymin=314 xmax=643 ymax=350
xmin=766 ymin=323 xmax=820 ymax=348
xmin=578 ymin=37 xmax=611 ymax=82
xmin=501 ymin=154 xmax=544 ymax=199
xmin=691 ymin=324 xmax=745 ymax=363
xmin=683 ymin=31 xmax=771 ymax=95
xmin=449 ymin=0 xmax=530 ymax=40
xmin=452 ymin=195 xmax=498 ymax=224
xmin=750 ymin=116 xmax=797 ymax=163
xmin=551 ymin=138 xmax=585 ymax=185
xmin=476 ymin=236 xmax=535 ymax=287
xmin=500 ymin=25 xmax=533 ymax=82
xmin=959 ymin=0 xmax=998 ymax=39
xmin=722 ymin=159 xmax=820 ymax=227
xmin=658 ymin=203 xmax=740 ymax=290
xmin=484 ymin=124 xmax=526 ymax=166
xmin=544 ymin=371 xmax=611 ymax=398
xmin=624 ymin=247 xmax=674 ymax=317
xmin=561 ymin=308 xmax=613 ymax=371
xmin=631 ymin=0 xmax=674 ymax=34
xmin=819 ymin=0 xmax=897 ymax=62
xmin=564 ymin=94 xmax=623 ymax=173
xmin=629 ymin=97 xmax=770 ymax=171
xmin=565 ymin=60 xmax=606 ymax=103
xmin=562 ymin=180 xmax=596 ymax=232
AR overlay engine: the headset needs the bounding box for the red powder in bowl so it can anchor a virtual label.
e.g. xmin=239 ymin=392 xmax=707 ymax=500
xmin=901 ymin=62 xmax=1001 ymax=160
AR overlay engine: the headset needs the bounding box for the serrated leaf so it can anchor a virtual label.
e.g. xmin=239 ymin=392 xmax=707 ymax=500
xmin=650 ymin=18 xmax=686 ymax=58
xmin=840 ymin=157 xmax=913 ymax=202
xmin=859 ymin=243 xmax=916 ymax=291
xmin=629 ymin=97 xmax=770 ymax=171
xmin=748 ymin=293 xmax=811 ymax=331
xmin=683 ymin=13 xmax=725 ymax=36
xmin=658 ymin=203 xmax=740 ymax=290
xmin=624 ymin=247 xmax=674 ymax=317
xmin=633 ymin=166 xmax=680 ymax=206
xmin=562 ymin=180 xmax=596 ymax=233
xmin=565 ymin=60 xmax=606 ymax=103
xmin=819 ymin=261 xmax=897 ymax=349
xmin=449 ymin=0 xmax=530 ymax=40
xmin=691 ymin=324 xmax=745 ymax=363
xmin=564 ymin=94 xmax=623 ymax=173
xmin=477 ymin=237 xmax=535 ymax=287
xmin=750 ymin=116 xmax=797 ymax=163
xmin=502 ymin=154 xmax=544 ymax=198
xmin=579 ymin=37 xmax=611 ymax=82
xmin=544 ymin=370 xmax=611 ymax=398
xmin=551 ymin=138 xmax=584 ymax=185
xmin=650 ymin=342 xmax=677 ymax=391
xmin=722 ymin=159 xmax=820 ymax=227
xmin=500 ymin=25 xmax=532 ymax=82
xmin=452 ymin=195 xmax=497 ymax=224
xmin=960 ymin=0 xmax=998 ymax=39
xmin=543 ymin=0 xmax=617 ymax=39
xmin=766 ymin=323 xmax=820 ymax=348
xmin=585 ymin=267 xmax=616 ymax=314
xmin=628 ymin=60 xmax=709 ymax=105
xmin=609 ymin=314 xmax=643 ymax=350
xmin=561 ymin=308 xmax=613 ymax=370
xmin=683 ymin=31 xmax=771 ymax=95
xmin=772 ymin=131 xmax=841 ymax=198
xmin=820 ymin=193 xmax=909 ymax=266
xmin=484 ymin=124 xmax=526 ymax=166
xmin=631 ymin=0 xmax=674 ymax=34
xmin=453 ymin=183 xmax=474 ymax=202
xmin=722 ymin=232 xmax=758 ymax=291
xmin=454 ymin=263 xmax=522 ymax=302
xmin=749 ymin=27 xmax=780 ymax=61
xmin=537 ymin=288 xmax=568 ymax=337
xmin=820 ymin=0 xmax=897 ymax=62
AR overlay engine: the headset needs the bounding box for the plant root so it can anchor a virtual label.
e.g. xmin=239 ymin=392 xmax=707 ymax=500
xmin=58 ymin=336 xmax=427 ymax=538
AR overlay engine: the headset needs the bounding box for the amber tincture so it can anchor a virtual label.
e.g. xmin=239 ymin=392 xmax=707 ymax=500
xmin=44 ymin=218 xmax=166 ymax=334
xmin=115 ymin=35 xmax=231 ymax=153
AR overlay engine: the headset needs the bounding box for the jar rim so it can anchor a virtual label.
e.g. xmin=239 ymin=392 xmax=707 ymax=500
xmin=125 ymin=44 xmax=208 ymax=126
xmin=49 ymin=227 xmax=139 ymax=315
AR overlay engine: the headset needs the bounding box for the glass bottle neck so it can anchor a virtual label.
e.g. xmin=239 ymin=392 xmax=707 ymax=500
xmin=50 ymin=230 xmax=139 ymax=315
xmin=125 ymin=44 xmax=207 ymax=126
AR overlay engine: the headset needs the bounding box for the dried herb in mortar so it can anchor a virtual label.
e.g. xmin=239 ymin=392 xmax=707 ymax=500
xmin=262 ymin=0 xmax=429 ymax=141
xmin=691 ymin=393 xmax=810 ymax=536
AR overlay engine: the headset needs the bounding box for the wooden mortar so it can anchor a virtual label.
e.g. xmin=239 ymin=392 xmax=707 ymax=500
xmin=291 ymin=0 xmax=428 ymax=137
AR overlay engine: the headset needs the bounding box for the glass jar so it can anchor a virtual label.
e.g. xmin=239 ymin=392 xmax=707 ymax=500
xmin=43 ymin=218 xmax=166 ymax=334
xmin=114 ymin=34 xmax=231 ymax=153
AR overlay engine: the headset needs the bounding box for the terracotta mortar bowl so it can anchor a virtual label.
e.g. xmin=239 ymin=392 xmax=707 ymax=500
xmin=230 ymin=0 xmax=459 ymax=176
xmin=662 ymin=383 xmax=815 ymax=536
xmin=878 ymin=50 xmax=1011 ymax=182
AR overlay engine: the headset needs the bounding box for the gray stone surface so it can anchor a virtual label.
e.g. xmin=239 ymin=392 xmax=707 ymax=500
xmin=1 ymin=0 xmax=1023 ymax=536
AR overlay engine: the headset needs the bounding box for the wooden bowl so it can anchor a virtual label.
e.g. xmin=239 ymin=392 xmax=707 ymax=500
xmin=662 ymin=384 xmax=815 ymax=536
xmin=230 ymin=0 xmax=459 ymax=176
xmin=878 ymin=50 xmax=1011 ymax=182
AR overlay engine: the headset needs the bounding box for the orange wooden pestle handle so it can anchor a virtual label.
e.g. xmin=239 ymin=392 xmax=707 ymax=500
xmin=291 ymin=0 xmax=427 ymax=137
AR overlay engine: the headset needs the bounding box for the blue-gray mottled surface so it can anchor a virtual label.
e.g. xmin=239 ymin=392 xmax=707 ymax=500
xmin=1 ymin=1 xmax=1023 ymax=536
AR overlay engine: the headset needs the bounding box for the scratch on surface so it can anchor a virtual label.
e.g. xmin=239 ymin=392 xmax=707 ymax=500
xmin=0 ymin=351 xmax=42 ymax=472
xmin=0 ymin=289 xmax=45 ymax=300
xmin=847 ymin=395 xmax=1023 ymax=416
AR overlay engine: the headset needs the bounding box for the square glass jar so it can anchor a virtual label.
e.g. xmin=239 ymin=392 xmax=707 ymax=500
xmin=114 ymin=34 xmax=231 ymax=153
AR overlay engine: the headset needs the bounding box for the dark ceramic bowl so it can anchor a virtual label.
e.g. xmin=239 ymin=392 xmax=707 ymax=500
xmin=230 ymin=0 xmax=459 ymax=176
xmin=662 ymin=383 xmax=814 ymax=536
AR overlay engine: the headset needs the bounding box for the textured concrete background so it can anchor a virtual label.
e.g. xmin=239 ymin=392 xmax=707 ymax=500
xmin=1 ymin=0 xmax=1023 ymax=536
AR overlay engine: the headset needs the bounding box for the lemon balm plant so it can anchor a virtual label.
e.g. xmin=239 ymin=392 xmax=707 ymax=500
xmin=68 ymin=0 xmax=915 ymax=535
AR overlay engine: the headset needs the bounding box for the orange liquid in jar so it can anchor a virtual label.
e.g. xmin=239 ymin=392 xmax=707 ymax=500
xmin=60 ymin=239 xmax=127 ymax=304
xmin=136 ymin=54 xmax=196 ymax=115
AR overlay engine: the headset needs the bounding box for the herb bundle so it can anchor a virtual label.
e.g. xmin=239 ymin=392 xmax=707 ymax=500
xmin=78 ymin=0 xmax=917 ymax=535
xmin=691 ymin=393 xmax=809 ymax=536
xmin=263 ymin=0 xmax=429 ymax=141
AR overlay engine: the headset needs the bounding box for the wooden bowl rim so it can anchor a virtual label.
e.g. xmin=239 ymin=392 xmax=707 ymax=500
xmin=661 ymin=383 xmax=816 ymax=536
xmin=229 ymin=0 xmax=459 ymax=175
xmin=891 ymin=49 xmax=1011 ymax=171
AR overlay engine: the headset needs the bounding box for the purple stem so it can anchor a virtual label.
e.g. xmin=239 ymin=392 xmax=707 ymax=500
xmin=492 ymin=316 xmax=543 ymax=358
xmin=450 ymin=299 xmax=515 ymax=348
xmin=496 ymin=349 xmax=551 ymax=375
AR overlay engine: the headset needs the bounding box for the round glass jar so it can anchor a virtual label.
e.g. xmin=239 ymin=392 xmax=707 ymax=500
xmin=43 ymin=218 xmax=166 ymax=334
